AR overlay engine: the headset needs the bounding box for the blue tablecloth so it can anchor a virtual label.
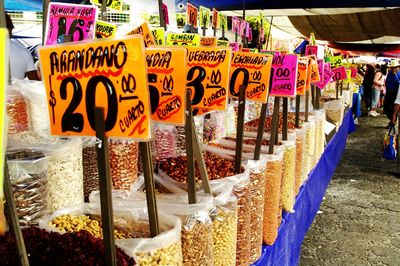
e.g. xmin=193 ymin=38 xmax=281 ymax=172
xmin=352 ymin=92 xmax=362 ymax=118
xmin=253 ymin=110 xmax=355 ymax=266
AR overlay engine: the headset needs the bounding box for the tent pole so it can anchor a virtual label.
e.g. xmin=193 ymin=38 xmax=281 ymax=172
xmin=42 ymin=0 xmax=50 ymax=45
xmin=266 ymin=16 xmax=273 ymax=50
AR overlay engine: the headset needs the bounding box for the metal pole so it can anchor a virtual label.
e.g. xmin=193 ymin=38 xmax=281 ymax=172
xmin=235 ymin=84 xmax=247 ymax=173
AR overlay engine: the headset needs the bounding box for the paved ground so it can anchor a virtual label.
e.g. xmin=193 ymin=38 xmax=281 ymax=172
xmin=300 ymin=112 xmax=400 ymax=266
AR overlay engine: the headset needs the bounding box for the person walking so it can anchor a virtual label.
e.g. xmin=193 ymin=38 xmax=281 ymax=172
xmin=362 ymin=64 xmax=375 ymax=114
xmin=369 ymin=65 xmax=385 ymax=116
xmin=384 ymin=61 xmax=400 ymax=126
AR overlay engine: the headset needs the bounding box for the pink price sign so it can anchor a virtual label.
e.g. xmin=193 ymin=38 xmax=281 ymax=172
xmin=316 ymin=68 xmax=335 ymax=89
xmin=229 ymin=42 xmax=239 ymax=52
xmin=332 ymin=66 xmax=348 ymax=81
xmin=45 ymin=3 xmax=97 ymax=45
xmin=305 ymin=45 xmax=318 ymax=57
xmin=351 ymin=68 xmax=358 ymax=78
xmin=314 ymin=59 xmax=325 ymax=89
xmin=270 ymin=54 xmax=298 ymax=97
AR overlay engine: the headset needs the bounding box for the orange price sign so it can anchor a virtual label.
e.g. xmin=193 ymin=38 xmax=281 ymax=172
xmin=229 ymin=52 xmax=273 ymax=103
xmin=127 ymin=22 xmax=155 ymax=47
xmin=296 ymin=57 xmax=309 ymax=95
xmin=186 ymin=46 xmax=231 ymax=111
xmin=200 ymin=36 xmax=217 ymax=47
xmin=39 ymin=35 xmax=152 ymax=140
xmin=146 ymin=47 xmax=186 ymax=125
xmin=212 ymin=8 xmax=219 ymax=29
xmin=186 ymin=3 xmax=198 ymax=28
xmin=309 ymin=55 xmax=320 ymax=83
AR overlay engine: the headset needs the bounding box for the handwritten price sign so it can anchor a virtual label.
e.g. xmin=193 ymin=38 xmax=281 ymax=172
xmin=217 ymin=40 xmax=229 ymax=47
xmin=90 ymin=0 xmax=122 ymax=11
xmin=127 ymin=22 xmax=155 ymax=47
xmin=270 ymin=54 xmax=298 ymax=97
xmin=305 ymin=45 xmax=318 ymax=57
xmin=296 ymin=57 xmax=309 ymax=95
xmin=199 ymin=6 xmax=210 ymax=28
xmin=167 ymin=33 xmax=200 ymax=46
xmin=351 ymin=68 xmax=358 ymax=78
xmin=95 ymin=20 xmax=116 ymax=39
xmin=332 ymin=66 xmax=348 ymax=81
xmin=327 ymin=55 xmax=343 ymax=68
xmin=200 ymin=37 xmax=217 ymax=47
xmin=151 ymin=27 xmax=165 ymax=45
xmin=146 ymin=47 xmax=186 ymax=125
xmin=229 ymin=42 xmax=239 ymax=52
xmin=229 ymin=52 xmax=273 ymax=103
xmin=39 ymin=36 xmax=152 ymax=140
xmin=186 ymin=47 xmax=231 ymax=111
xmin=212 ymin=8 xmax=219 ymax=29
xmin=309 ymin=56 xmax=320 ymax=83
xmin=316 ymin=68 xmax=335 ymax=89
xmin=218 ymin=13 xmax=227 ymax=31
xmin=314 ymin=59 xmax=326 ymax=89
xmin=186 ymin=3 xmax=198 ymax=28
xmin=45 ymin=3 xmax=97 ymax=45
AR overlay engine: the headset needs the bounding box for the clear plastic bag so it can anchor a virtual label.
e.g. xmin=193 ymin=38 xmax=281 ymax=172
xmin=39 ymin=203 xmax=183 ymax=266
xmin=293 ymin=127 xmax=306 ymax=194
xmin=174 ymin=115 xmax=204 ymax=156
xmin=108 ymin=139 xmax=139 ymax=191
xmin=225 ymin=103 xmax=237 ymax=137
xmin=82 ymin=138 xmax=100 ymax=201
xmin=203 ymin=111 xmax=226 ymax=143
xmin=155 ymin=124 xmax=177 ymax=160
xmin=7 ymin=148 xmax=49 ymax=226
xmin=323 ymin=99 xmax=344 ymax=130
xmin=6 ymin=89 xmax=30 ymax=135
xmin=263 ymin=150 xmax=284 ymax=245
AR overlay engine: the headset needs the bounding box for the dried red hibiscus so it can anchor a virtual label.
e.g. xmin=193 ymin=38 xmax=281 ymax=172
xmin=0 ymin=227 xmax=136 ymax=265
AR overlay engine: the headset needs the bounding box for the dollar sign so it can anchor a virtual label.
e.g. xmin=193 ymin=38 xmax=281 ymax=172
xmin=49 ymin=90 xmax=57 ymax=125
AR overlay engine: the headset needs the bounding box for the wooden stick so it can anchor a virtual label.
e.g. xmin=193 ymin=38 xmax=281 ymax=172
xmin=316 ymin=87 xmax=321 ymax=110
xmin=139 ymin=142 xmax=160 ymax=237
xmin=311 ymin=84 xmax=316 ymax=109
xmin=295 ymin=95 xmax=300 ymax=128
xmin=185 ymin=90 xmax=197 ymax=204
xmin=100 ymin=0 xmax=107 ymax=21
xmin=282 ymin=97 xmax=288 ymax=140
xmin=94 ymin=107 xmax=117 ymax=266
xmin=235 ymin=84 xmax=247 ymax=173
xmin=336 ymin=81 xmax=339 ymax=100
xmin=254 ymin=102 xmax=268 ymax=160
xmin=4 ymin=162 xmax=29 ymax=266
xmin=340 ymin=81 xmax=343 ymax=96
xmin=269 ymin=97 xmax=280 ymax=154
xmin=158 ymin=0 xmax=166 ymax=30
xmin=305 ymin=90 xmax=309 ymax=122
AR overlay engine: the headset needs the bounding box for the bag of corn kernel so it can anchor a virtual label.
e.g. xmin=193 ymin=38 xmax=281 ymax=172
xmin=262 ymin=149 xmax=284 ymax=246
xmin=314 ymin=109 xmax=326 ymax=160
xmin=291 ymin=127 xmax=306 ymax=195
xmin=39 ymin=203 xmax=183 ymax=266
xmin=301 ymin=122 xmax=312 ymax=183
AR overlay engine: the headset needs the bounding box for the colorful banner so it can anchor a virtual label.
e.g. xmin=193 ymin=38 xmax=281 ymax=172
xmin=151 ymin=27 xmax=165 ymax=45
xmin=296 ymin=57 xmax=309 ymax=95
xmin=186 ymin=47 xmax=231 ymax=110
xmin=127 ymin=22 xmax=155 ymax=47
xmin=200 ymin=36 xmax=217 ymax=47
xmin=95 ymin=20 xmax=116 ymax=39
xmin=232 ymin=16 xmax=241 ymax=34
xmin=199 ymin=6 xmax=210 ymax=28
xmin=146 ymin=47 xmax=186 ymax=125
xmin=270 ymin=54 xmax=298 ymax=97
xmin=0 ymin=29 xmax=8 ymax=199
xmin=332 ymin=66 xmax=348 ymax=81
xmin=167 ymin=33 xmax=200 ymax=46
xmin=217 ymin=40 xmax=229 ymax=47
xmin=90 ymin=0 xmax=122 ymax=11
xmin=229 ymin=52 xmax=273 ymax=103
xmin=39 ymin=36 xmax=152 ymax=140
xmin=186 ymin=3 xmax=198 ymax=28
xmin=45 ymin=3 xmax=97 ymax=45
xmin=212 ymin=8 xmax=219 ymax=29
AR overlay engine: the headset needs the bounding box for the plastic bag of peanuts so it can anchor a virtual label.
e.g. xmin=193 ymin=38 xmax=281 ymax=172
xmin=39 ymin=203 xmax=183 ymax=266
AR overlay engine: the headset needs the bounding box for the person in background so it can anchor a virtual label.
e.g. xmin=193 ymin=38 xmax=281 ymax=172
xmin=380 ymin=64 xmax=387 ymax=108
xmin=5 ymin=13 xmax=40 ymax=80
xmin=384 ymin=62 xmax=400 ymax=127
xmin=369 ymin=65 xmax=385 ymax=117
xmin=362 ymin=64 xmax=375 ymax=114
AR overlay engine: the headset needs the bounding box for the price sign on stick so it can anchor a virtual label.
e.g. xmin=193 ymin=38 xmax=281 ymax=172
xmin=270 ymin=54 xmax=298 ymax=97
xmin=39 ymin=36 xmax=152 ymax=140
xmin=95 ymin=20 xmax=116 ymax=39
xmin=200 ymin=36 xmax=217 ymax=46
xmin=186 ymin=47 xmax=231 ymax=111
xmin=229 ymin=42 xmax=239 ymax=52
xmin=229 ymin=52 xmax=273 ymax=103
xmin=199 ymin=6 xmax=210 ymax=28
xmin=151 ymin=28 xmax=165 ymax=45
xmin=45 ymin=3 xmax=97 ymax=45
xmin=127 ymin=22 xmax=155 ymax=47
xmin=146 ymin=47 xmax=186 ymax=125
xmin=232 ymin=17 xmax=241 ymax=34
xmin=186 ymin=3 xmax=198 ymax=28
xmin=296 ymin=57 xmax=309 ymax=95
xmin=218 ymin=14 xmax=227 ymax=31
xmin=327 ymin=55 xmax=343 ymax=68
xmin=309 ymin=56 xmax=321 ymax=83
xmin=316 ymin=68 xmax=335 ymax=89
xmin=314 ymin=60 xmax=326 ymax=89
xmin=167 ymin=33 xmax=200 ymax=46
xmin=305 ymin=45 xmax=318 ymax=57
xmin=217 ymin=40 xmax=229 ymax=47
xmin=332 ymin=66 xmax=348 ymax=81
xmin=212 ymin=9 xmax=219 ymax=29
xmin=351 ymin=68 xmax=358 ymax=78
xmin=90 ymin=0 xmax=122 ymax=11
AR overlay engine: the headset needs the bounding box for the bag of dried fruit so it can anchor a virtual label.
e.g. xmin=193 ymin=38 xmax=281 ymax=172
xmin=39 ymin=203 xmax=183 ymax=266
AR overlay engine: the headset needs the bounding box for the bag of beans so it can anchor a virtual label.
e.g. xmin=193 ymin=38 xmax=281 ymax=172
xmin=82 ymin=138 xmax=100 ymax=201
xmin=39 ymin=203 xmax=183 ymax=266
xmin=154 ymin=124 xmax=177 ymax=161
xmin=203 ymin=111 xmax=227 ymax=143
xmin=6 ymin=148 xmax=49 ymax=226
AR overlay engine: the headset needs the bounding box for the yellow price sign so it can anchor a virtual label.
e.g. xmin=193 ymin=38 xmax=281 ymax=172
xmin=217 ymin=40 xmax=229 ymax=47
xmin=146 ymin=47 xmax=187 ymax=125
xmin=127 ymin=22 xmax=155 ymax=47
xmin=0 ymin=28 xmax=8 ymax=199
xmin=151 ymin=27 xmax=165 ymax=45
xmin=39 ymin=36 xmax=152 ymax=140
xmin=95 ymin=20 xmax=117 ymax=39
xmin=186 ymin=46 xmax=231 ymax=110
xmin=167 ymin=33 xmax=200 ymax=46
xmin=90 ymin=0 xmax=122 ymax=11
xmin=199 ymin=6 xmax=211 ymax=28
xmin=229 ymin=52 xmax=273 ymax=103
xmin=200 ymin=36 xmax=217 ymax=47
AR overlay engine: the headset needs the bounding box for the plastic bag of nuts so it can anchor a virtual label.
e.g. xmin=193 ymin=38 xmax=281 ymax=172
xmin=263 ymin=150 xmax=284 ymax=245
xmin=175 ymin=116 xmax=204 ymax=156
xmin=7 ymin=90 xmax=31 ymax=135
xmin=39 ymin=203 xmax=183 ymax=266
xmin=108 ymin=139 xmax=139 ymax=191
xmin=280 ymin=140 xmax=296 ymax=213
xmin=155 ymin=124 xmax=177 ymax=161
xmin=292 ymin=128 xmax=306 ymax=195
xmin=7 ymin=148 xmax=49 ymax=226
xmin=82 ymin=138 xmax=100 ymax=201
